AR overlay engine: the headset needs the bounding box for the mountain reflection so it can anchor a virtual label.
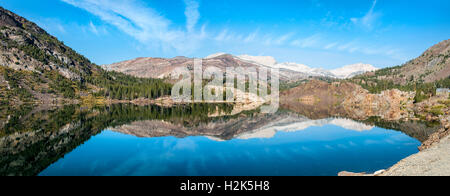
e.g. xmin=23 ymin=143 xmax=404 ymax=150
xmin=0 ymin=104 xmax=442 ymax=176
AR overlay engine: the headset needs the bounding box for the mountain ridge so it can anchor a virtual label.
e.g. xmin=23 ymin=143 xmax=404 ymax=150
xmin=353 ymin=39 xmax=450 ymax=85
xmin=103 ymin=53 xmax=379 ymax=81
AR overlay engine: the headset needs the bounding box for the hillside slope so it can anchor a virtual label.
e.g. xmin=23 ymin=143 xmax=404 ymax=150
xmin=400 ymin=39 xmax=450 ymax=84
xmin=351 ymin=40 xmax=450 ymax=86
xmin=345 ymin=40 xmax=449 ymax=103
xmin=0 ymin=7 xmax=94 ymax=80
xmin=0 ymin=7 xmax=171 ymax=104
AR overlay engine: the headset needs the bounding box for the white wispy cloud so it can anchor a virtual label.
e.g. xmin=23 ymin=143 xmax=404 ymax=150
xmin=273 ymin=33 xmax=295 ymax=45
xmin=60 ymin=0 xmax=203 ymax=52
xmin=38 ymin=17 xmax=111 ymax=37
xmin=59 ymin=0 xmax=405 ymax=64
xmin=89 ymin=21 xmax=99 ymax=35
xmin=215 ymin=29 xmax=230 ymax=41
xmin=350 ymin=0 xmax=381 ymax=30
xmin=244 ymin=31 xmax=258 ymax=43
xmin=324 ymin=42 xmax=338 ymax=49
xmin=291 ymin=34 xmax=321 ymax=48
xmin=337 ymin=41 xmax=355 ymax=51
xmin=184 ymin=0 xmax=200 ymax=33
xmin=348 ymin=46 xmax=359 ymax=53
xmin=263 ymin=36 xmax=274 ymax=45
xmin=328 ymin=40 xmax=406 ymax=61
xmin=36 ymin=18 xmax=67 ymax=34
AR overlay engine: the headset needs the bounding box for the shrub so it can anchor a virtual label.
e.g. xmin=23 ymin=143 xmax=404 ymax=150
xmin=430 ymin=108 xmax=444 ymax=116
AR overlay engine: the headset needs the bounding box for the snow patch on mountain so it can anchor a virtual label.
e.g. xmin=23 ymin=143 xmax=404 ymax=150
xmin=330 ymin=63 xmax=379 ymax=79
xmin=236 ymin=118 xmax=374 ymax=140
xmin=204 ymin=53 xmax=379 ymax=79
xmin=277 ymin=62 xmax=314 ymax=73
xmin=237 ymin=55 xmax=278 ymax=67
xmin=233 ymin=54 xmax=378 ymax=79
xmin=205 ymin=52 xmax=227 ymax=59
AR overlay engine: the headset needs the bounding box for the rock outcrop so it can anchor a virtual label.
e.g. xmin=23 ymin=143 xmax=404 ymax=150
xmin=343 ymin=87 xmax=415 ymax=120
xmin=280 ymin=80 xmax=415 ymax=121
xmin=419 ymin=117 xmax=450 ymax=150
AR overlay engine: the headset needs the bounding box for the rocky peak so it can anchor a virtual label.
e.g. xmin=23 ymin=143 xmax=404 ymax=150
xmin=0 ymin=8 xmax=20 ymax=28
xmin=330 ymin=63 xmax=379 ymax=79
xmin=205 ymin=52 xmax=227 ymax=59
xmin=0 ymin=7 xmax=46 ymax=37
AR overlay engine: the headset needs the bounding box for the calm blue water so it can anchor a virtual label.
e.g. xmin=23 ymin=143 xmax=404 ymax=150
xmin=39 ymin=124 xmax=420 ymax=176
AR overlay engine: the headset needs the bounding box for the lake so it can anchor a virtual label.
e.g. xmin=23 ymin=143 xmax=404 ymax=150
xmin=0 ymin=104 xmax=439 ymax=176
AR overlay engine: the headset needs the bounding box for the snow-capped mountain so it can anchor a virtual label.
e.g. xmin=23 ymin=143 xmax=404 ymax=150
xmin=232 ymin=54 xmax=379 ymax=79
xmin=330 ymin=63 xmax=379 ymax=79
xmin=238 ymin=55 xmax=278 ymax=67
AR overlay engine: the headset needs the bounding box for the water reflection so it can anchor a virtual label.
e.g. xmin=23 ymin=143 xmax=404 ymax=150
xmin=39 ymin=127 xmax=420 ymax=176
xmin=0 ymin=104 xmax=442 ymax=176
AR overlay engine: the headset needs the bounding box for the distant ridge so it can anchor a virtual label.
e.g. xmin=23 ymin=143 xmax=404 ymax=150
xmin=103 ymin=53 xmax=379 ymax=81
xmin=235 ymin=54 xmax=378 ymax=79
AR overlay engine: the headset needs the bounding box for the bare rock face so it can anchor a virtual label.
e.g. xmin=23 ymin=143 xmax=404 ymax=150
xmin=281 ymin=80 xmax=358 ymax=119
xmin=57 ymin=67 xmax=81 ymax=81
xmin=0 ymin=9 xmax=27 ymax=29
xmin=343 ymin=88 xmax=415 ymax=121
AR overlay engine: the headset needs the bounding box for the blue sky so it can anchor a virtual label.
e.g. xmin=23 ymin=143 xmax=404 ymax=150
xmin=0 ymin=0 xmax=449 ymax=69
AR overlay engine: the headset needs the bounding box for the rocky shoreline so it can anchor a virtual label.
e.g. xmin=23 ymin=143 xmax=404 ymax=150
xmin=339 ymin=117 xmax=450 ymax=176
xmin=381 ymin=135 xmax=450 ymax=176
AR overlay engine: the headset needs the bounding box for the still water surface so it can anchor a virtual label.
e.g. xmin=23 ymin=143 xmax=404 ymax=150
xmin=39 ymin=123 xmax=420 ymax=176
xmin=0 ymin=104 xmax=432 ymax=176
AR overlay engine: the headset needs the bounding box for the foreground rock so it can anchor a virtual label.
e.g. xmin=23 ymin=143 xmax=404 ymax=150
xmin=419 ymin=120 xmax=450 ymax=150
xmin=381 ymin=135 xmax=450 ymax=176
xmin=338 ymin=170 xmax=385 ymax=176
